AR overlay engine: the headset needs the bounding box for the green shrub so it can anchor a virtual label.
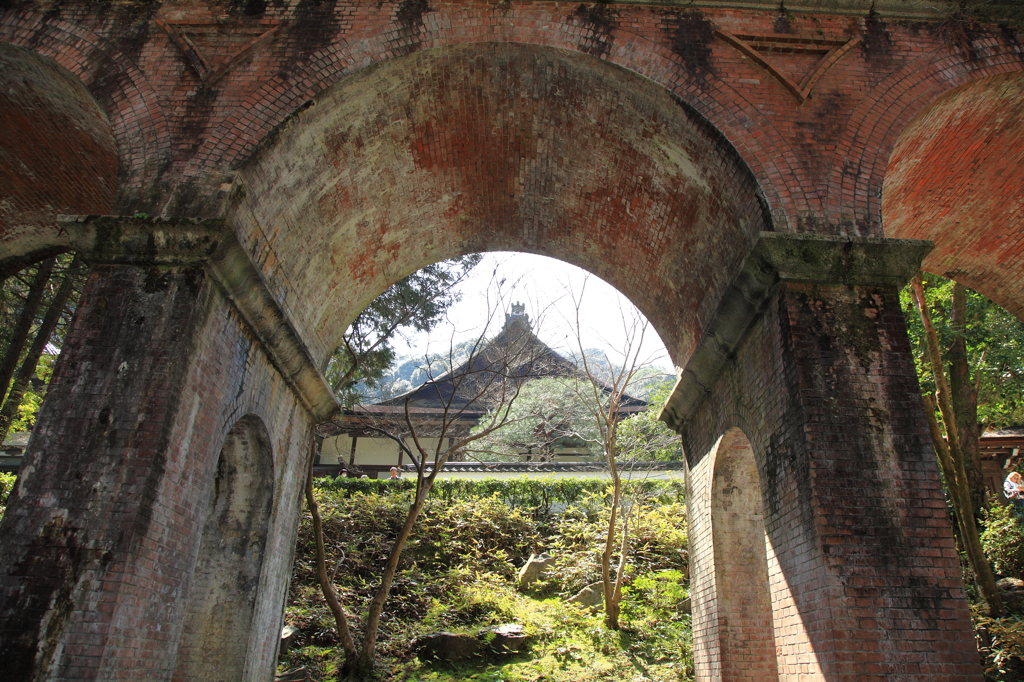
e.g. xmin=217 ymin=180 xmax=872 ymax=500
xmin=313 ymin=476 xmax=686 ymax=519
xmin=0 ymin=472 xmax=16 ymax=520
xmin=974 ymin=605 xmax=1024 ymax=680
xmin=285 ymin=480 xmax=692 ymax=680
xmin=622 ymin=570 xmax=689 ymax=620
xmin=538 ymin=496 xmax=689 ymax=597
xmin=412 ymin=494 xmax=540 ymax=576
xmin=982 ymin=503 xmax=1024 ymax=578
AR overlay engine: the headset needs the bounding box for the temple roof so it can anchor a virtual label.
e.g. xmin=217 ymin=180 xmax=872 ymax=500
xmin=373 ymin=303 xmax=647 ymax=413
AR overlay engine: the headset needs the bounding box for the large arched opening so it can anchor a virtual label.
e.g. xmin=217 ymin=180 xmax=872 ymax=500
xmin=231 ymin=41 xmax=771 ymax=371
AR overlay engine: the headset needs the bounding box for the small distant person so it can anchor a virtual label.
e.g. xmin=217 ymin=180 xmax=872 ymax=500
xmin=389 ymin=467 xmax=400 ymax=480
xmin=1004 ymin=471 xmax=1024 ymax=517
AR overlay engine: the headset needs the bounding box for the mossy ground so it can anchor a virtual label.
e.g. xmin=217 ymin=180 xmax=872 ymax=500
xmin=278 ymin=483 xmax=692 ymax=681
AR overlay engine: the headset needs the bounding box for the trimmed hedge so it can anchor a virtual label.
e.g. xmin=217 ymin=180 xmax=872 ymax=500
xmin=313 ymin=476 xmax=685 ymax=517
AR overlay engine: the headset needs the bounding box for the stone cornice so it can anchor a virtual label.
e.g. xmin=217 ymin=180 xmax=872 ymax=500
xmin=60 ymin=215 xmax=340 ymax=422
xmin=658 ymin=231 xmax=932 ymax=433
xmin=597 ymin=0 xmax=1022 ymax=23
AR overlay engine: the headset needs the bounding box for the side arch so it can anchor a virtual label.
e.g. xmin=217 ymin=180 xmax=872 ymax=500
xmin=0 ymin=42 xmax=118 ymax=274
xmin=174 ymin=414 xmax=275 ymax=682
xmin=826 ymin=36 xmax=1024 ymax=238
xmin=882 ymin=70 xmax=1024 ymax=319
xmin=0 ymin=11 xmax=171 ymax=253
xmin=172 ymin=7 xmax=804 ymax=228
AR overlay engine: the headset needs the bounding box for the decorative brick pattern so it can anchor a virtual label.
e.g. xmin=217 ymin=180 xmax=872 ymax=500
xmin=1 ymin=1 xmax=1021 ymax=311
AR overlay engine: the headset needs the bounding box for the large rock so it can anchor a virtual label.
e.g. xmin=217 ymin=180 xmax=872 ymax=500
xmin=485 ymin=623 xmax=529 ymax=654
xmin=415 ymin=624 xmax=532 ymax=663
xmin=567 ymin=582 xmax=604 ymax=611
xmin=415 ymin=632 xmax=482 ymax=663
xmin=998 ymin=576 xmax=1024 ymax=612
xmin=280 ymin=625 xmax=299 ymax=654
xmin=275 ymin=667 xmax=310 ymax=682
xmin=517 ymin=552 xmax=555 ymax=590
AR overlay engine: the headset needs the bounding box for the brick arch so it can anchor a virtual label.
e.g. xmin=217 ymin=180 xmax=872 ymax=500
xmin=0 ymin=11 xmax=171 ymax=215
xmin=176 ymin=6 xmax=804 ymax=228
xmin=0 ymin=42 xmax=118 ymax=274
xmin=883 ymin=70 xmax=1024 ymax=319
xmin=232 ymin=42 xmax=771 ymax=369
xmin=826 ymin=37 xmax=1024 ymax=239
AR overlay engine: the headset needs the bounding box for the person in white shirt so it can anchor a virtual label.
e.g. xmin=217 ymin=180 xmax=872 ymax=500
xmin=1004 ymin=471 xmax=1024 ymax=517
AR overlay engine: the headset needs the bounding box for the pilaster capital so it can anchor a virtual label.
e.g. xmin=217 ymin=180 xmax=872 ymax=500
xmin=59 ymin=215 xmax=339 ymax=423
xmin=60 ymin=214 xmax=230 ymax=265
xmin=748 ymin=232 xmax=934 ymax=288
xmin=659 ymin=232 xmax=932 ymax=433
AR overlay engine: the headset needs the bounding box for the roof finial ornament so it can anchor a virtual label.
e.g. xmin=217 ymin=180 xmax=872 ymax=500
xmin=505 ymin=301 xmax=530 ymax=329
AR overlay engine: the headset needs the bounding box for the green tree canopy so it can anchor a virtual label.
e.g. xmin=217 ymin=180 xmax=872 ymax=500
xmin=901 ymin=274 xmax=1024 ymax=430
xmin=325 ymin=255 xmax=481 ymax=407
xmin=468 ymin=377 xmax=602 ymax=460
xmin=615 ymin=381 xmax=682 ymax=462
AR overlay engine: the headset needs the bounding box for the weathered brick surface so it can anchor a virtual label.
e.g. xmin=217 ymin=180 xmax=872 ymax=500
xmin=0 ymin=2 xmax=1018 ymax=679
xmin=883 ymin=71 xmax=1024 ymax=319
xmin=0 ymin=43 xmax=118 ymax=274
xmin=0 ymin=262 xmax=313 ymax=680
xmin=685 ymin=282 xmax=981 ymax=680
xmin=1 ymin=0 xmax=1021 ymax=312
xmin=234 ymin=41 xmax=768 ymax=367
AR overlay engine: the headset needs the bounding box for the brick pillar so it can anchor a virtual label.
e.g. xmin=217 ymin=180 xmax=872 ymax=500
xmin=664 ymin=233 xmax=983 ymax=681
xmin=0 ymin=217 xmax=336 ymax=680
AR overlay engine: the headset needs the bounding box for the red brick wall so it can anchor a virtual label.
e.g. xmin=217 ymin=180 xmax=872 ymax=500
xmin=0 ymin=262 xmax=314 ymax=680
xmin=1 ymin=2 xmax=1022 ymax=308
xmin=883 ymin=71 xmax=1024 ymax=319
xmin=0 ymin=3 xmax=1018 ymax=679
xmin=685 ymin=282 xmax=981 ymax=680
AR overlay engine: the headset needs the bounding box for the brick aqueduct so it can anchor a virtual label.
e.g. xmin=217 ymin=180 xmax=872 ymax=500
xmin=1 ymin=0 xmax=1023 ymax=678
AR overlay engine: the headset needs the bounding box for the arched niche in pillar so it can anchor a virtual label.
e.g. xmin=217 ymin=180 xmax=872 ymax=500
xmin=710 ymin=427 xmax=778 ymax=681
xmin=176 ymin=414 xmax=275 ymax=681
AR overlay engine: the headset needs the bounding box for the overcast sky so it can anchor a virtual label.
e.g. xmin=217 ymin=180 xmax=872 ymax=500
xmin=393 ymin=252 xmax=671 ymax=371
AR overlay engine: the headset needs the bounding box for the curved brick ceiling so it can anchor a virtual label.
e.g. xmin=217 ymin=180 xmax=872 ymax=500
xmin=0 ymin=43 xmax=118 ymax=272
xmin=235 ymin=43 xmax=769 ymax=368
xmin=883 ymin=71 xmax=1024 ymax=318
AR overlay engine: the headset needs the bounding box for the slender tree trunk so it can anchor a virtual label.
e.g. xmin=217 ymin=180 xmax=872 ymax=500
xmin=305 ymin=454 xmax=357 ymax=662
xmin=0 ymin=258 xmax=56 ymax=402
xmin=353 ymin=481 xmax=433 ymax=675
xmin=0 ymin=257 xmax=78 ymax=443
xmin=948 ymin=282 xmax=986 ymax=517
xmin=602 ymin=445 xmax=622 ymax=630
xmin=912 ymin=274 xmax=1003 ymax=615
